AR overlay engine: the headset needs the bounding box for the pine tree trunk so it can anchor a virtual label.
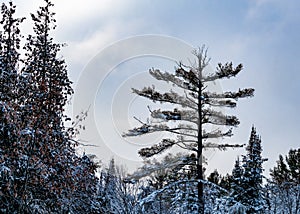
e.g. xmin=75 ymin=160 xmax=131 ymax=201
xmin=197 ymin=127 xmax=204 ymax=213
xmin=197 ymin=71 xmax=204 ymax=213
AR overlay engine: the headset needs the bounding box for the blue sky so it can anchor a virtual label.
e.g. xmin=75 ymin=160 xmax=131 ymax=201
xmin=14 ymin=0 xmax=300 ymax=176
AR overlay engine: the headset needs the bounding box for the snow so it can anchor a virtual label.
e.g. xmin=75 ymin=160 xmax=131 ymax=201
xmin=20 ymin=128 xmax=33 ymax=135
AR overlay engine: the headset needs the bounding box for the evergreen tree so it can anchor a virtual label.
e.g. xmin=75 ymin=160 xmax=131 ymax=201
xmin=267 ymin=148 xmax=300 ymax=214
xmin=98 ymin=158 xmax=140 ymax=214
xmin=18 ymin=1 xmax=74 ymax=211
xmin=219 ymin=173 xmax=231 ymax=191
xmin=206 ymin=169 xmax=231 ymax=191
xmin=70 ymin=154 xmax=100 ymax=213
xmin=0 ymin=1 xmax=24 ymax=102
xmin=0 ymin=1 xmax=99 ymax=212
xmin=123 ymin=46 xmax=254 ymax=212
xmin=207 ymin=169 xmax=221 ymax=185
xmin=130 ymin=153 xmax=197 ymax=213
xmin=270 ymin=148 xmax=300 ymax=184
xmin=20 ymin=1 xmax=100 ymax=212
xmin=213 ymin=127 xmax=266 ymax=213
xmin=0 ymin=2 xmax=29 ymax=212
xmin=227 ymin=157 xmax=244 ymax=208
xmin=240 ymin=126 xmax=266 ymax=213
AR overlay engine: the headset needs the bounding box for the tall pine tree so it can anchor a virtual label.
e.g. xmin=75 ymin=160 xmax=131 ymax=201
xmin=123 ymin=47 xmax=254 ymax=212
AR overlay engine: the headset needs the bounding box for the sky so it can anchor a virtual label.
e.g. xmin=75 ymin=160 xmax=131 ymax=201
xmin=12 ymin=0 xmax=300 ymax=176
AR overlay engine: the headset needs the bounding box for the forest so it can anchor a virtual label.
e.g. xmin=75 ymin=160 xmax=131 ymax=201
xmin=0 ymin=1 xmax=299 ymax=213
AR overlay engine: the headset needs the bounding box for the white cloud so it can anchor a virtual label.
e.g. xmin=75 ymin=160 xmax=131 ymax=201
xmin=63 ymin=26 xmax=118 ymax=65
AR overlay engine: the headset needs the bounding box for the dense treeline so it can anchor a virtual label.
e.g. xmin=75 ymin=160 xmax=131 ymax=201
xmin=97 ymin=140 xmax=299 ymax=213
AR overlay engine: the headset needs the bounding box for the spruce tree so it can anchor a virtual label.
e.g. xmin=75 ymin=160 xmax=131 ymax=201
xmin=98 ymin=158 xmax=141 ymax=214
xmin=227 ymin=157 xmax=244 ymax=208
xmin=268 ymin=148 xmax=300 ymax=213
xmin=270 ymin=148 xmax=300 ymax=184
xmin=123 ymin=46 xmax=254 ymax=212
xmin=207 ymin=169 xmax=221 ymax=186
xmin=240 ymin=126 xmax=266 ymax=213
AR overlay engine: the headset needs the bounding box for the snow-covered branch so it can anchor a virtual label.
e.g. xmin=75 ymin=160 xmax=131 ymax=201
xmin=138 ymin=139 xmax=176 ymax=158
xmin=149 ymin=68 xmax=198 ymax=92
xmin=175 ymin=67 xmax=200 ymax=88
xmin=149 ymin=107 xmax=198 ymax=124
xmin=203 ymin=109 xmax=240 ymax=127
xmin=203 ymin=88 xmax=254 ymax=100
xmin=202 ymin=128 xmax=233 ymax=139
xmin=126 ymin=154 xmax=192 ymax=181
xmin=123 ymin=122 xmax=197 ymax=138
xmin=204 ymin=98 xmax=237 ymax=108
xmin=203 ymin=142 xmax=244 ymax=150
xmin=202 ymin=63 xmax=243 ymax=82
xmin=132 ymin=86 xmax=197 ymax=110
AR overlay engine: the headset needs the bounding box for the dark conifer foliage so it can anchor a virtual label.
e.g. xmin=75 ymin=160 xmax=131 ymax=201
xmin=227 ymin=157 xmax=244 ymax=208
xmin=241 ymin=127 xmax=266 ymax=213
xmin=266 ymin=148 xmax=300 ymax=213
xmin=226 ymin=127 xmax=266 ymax=213
xmin=0 ymin=1 xmax=24 ymax=102
xmin=270 ymin=148 xmax=300 ymax=184
xmin=207 ymin=169 xmax=222 ymax=185
xmin=0 ymin=1 xmax=28 ymax=212
xmin=0 ymin=1 xmax=99 ymax=213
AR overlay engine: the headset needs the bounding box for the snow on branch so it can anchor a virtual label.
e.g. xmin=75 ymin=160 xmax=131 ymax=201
xmin=204 ymin=98 xmax=237 ymax=108
xmin=203 ymin=88 xmax=255 ymax=100
xmin=171 ymin=153 xmax=197 ymax=173
xmin=149 ymin=68 xmax=198 ymax=92
xmin=203 ymin=142 xmax=245 ymax=150
xmin=138 ymin=179 xmax=196 ymax=206
xmin=149 ymin=107 xmax=198 ymax=124
xmin=203 ymin=62 xmax=243 ymax=82
xmin=139 ymin=178 xmax=229 ymax=207
xmin=122 ymin=121 xmax=197 ymax=138
xmin=175 ymin=67 xmax=199 ymax=87
xmin=138 ymin=139 xmax=176 ymax=158
xmin=139 ymin=137 xmax=199 ymax=158
xmin=149 ymin=107 xmax=181 ymax=121
xmin=203 ymin=109 xmax=240 ymax=127
xmin=122 ymin=124 xmax=151 ymax=137
xmin=132 ymin=86 xmax=197 ymax=109
xmin=202 ymin=128 xmax=233 ymax=139
xmin=126 ymin=154 xmax=192 ymax=181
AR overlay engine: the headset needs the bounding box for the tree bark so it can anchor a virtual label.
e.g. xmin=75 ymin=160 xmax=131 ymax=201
xmin=197 ymin=64 xmax=204 ymax=213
